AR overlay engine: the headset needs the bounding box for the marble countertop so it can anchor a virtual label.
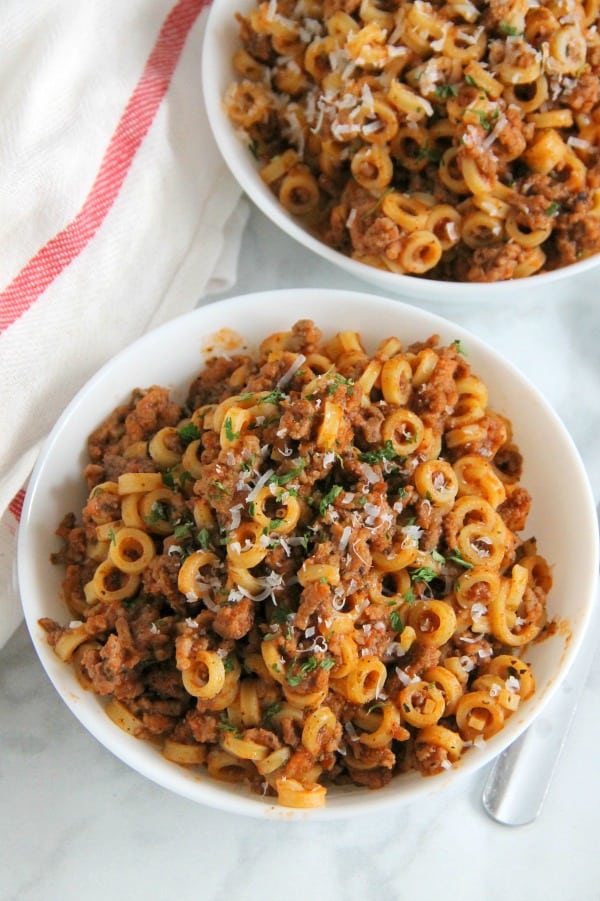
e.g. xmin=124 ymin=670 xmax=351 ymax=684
xmin=2 ymin=205 xmax=599 ymax=901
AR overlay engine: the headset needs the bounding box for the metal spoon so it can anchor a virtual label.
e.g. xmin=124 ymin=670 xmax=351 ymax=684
xmin=482 ymin=528 xmax=599 ymax=829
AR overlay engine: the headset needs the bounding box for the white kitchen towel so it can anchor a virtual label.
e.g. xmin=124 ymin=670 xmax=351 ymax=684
xmin=0 ymin=0 xmax=249 ymax=648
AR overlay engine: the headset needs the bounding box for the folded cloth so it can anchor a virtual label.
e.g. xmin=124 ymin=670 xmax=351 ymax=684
xmin=0 ymin=0 xmax=249 ymax=648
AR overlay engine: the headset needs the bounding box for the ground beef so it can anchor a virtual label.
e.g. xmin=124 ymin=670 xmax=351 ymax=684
xmin=213 ymin=597 xmax=255 ymax=639
xmin=465 ymin=241 xmax=529 ymax=282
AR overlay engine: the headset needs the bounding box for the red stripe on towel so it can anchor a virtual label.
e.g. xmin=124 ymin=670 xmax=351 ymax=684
xmin=0 ymin=0 xmax=207 ymax=333
xmin=9 ymin=489 xmax=25 ymax=522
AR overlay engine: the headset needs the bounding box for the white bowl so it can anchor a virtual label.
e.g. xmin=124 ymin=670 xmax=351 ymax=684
xmin=18 ymin=289 xmax=599 ymax=819
xmin=202 ymin=0 xmax=600 ymax=303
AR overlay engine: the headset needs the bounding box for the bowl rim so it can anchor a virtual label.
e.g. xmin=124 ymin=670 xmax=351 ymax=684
xmin=18 ymin=288 xmax=600 ymax=819
xmin=201 ymin=0 xmax=600 ymax=301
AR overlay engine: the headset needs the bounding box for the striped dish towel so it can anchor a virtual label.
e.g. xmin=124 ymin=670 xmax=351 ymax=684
xmin=0 ymin=0 xmax=248 ymax=647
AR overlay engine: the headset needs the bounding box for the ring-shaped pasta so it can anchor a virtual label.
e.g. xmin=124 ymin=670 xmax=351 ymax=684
xmin=356 ymin=99 xmax=400 ymax=145
xmin=488 ymin=577 xmax=541 ymax=646
xmin=381 ymin=408 xmax=425 ymax=455
xmin=413 ymin=459 xmax=459 ymax=506
xmin=397 ymin=680 xmax=446 ymax=727
xmin=453 ymin=455 xmax=507 ymax=509
xmin=138 ymin=487 xmax=181 ymax=535
xmin=119 ymin=492 xmax=145 ymax=529
xmin=255 ymin=746 xmax=292 ymax=776
xmin=181 ymin=439 xmax=204 ymax=479
xmin=460 ymin=156 xmax=498 ymax=197
xmin=389 ymin=126 xmax=431 ymax=172
xmin=454 ymin=565 xmax=501 ymax=609
xmin=239 ymin=678 xmax=262 ymax=727
xmin=282 ymin=683 xmax=329 ymax=709
xmin=227 ymin=522 xmax=269 ymax=569
xmin=53 ymin=624 xmax=91 ymax=663
xmin=177 ymin=550 xmax=221 ymax=598
xmin=341 ymin=654 xmax=387 ymax=704
xmin=357 ymin=700 xmax=403 ymax=748
xmin=108 ymin=526 xmax=156 ymax=574
xmin=461 ymin=210 xmax=504 ymax=249
xmin=397 ymin=230 xmax=442 ymax=274
xmin=181 ymin=649 xmax=226 ymax=699
xmin=487 ymin=654 xmax=535 ymax=700
xmin=206 ymin=748 xmax=253 ymax=783
xmin=455 ymin=690 xmax=505 ymax=740
xmin=416 ymin=723 xmax=464 ymax=762
xmin=449 ymin=494 xmax=500 ymax=535
xmin=407 ymin=600 xmax=457 ymax=648
xmin=371 ymin=543 xmax=418 ymax=573
xmin=105 ymin=698 xmax=148 ymax=739
xmin=301 ymin=706 xmax=339 ymax=754
xmin=503 ymin=75 xmax=548 ymax=114
xmin=162 ymin=739 xmax=207 ymax=766
xmin=380 ymin=355 xmax=413 ymax=406
xmin=423 ymin=665 xmax=465 ymax=716
xmin=117 ymin=472 xmax=163 ymax=496
xmin=456 ymin=522 xmax=505 ymax=568
xmin=298 ymin=561 xmax=341 ymax=586
xmin=224 ymin=80 xmax=272 ymax=127
xmin=260 ymin=639 xmax=287 ymax=685
xmin=275 ymin=777 xmax=327 ymax=809
xmin=316 ymin=399 xmax=343 ymax=449
xmin=425 ymin=204 xmax=462 ymax=250
xmin=471 ymin=674 xmax=521 ymax=712
xmin=303 ymin=35 xmax=340 ymax=81
xmin=512 ymin=246 xmax=546 ymax=279
xmin=443 ymin=23 xmax=486 ymax=62
xmin=382 ymin=192 xmax=429 ymax=232
xmin=350 ymin=144 xmax=394 ymax=191
xmin=438 ymin=147 xmax=469 ymax=195
xmin=505 ymin=211 xmax=552 ymax=248
xmin=329 ymin=632 xmax=360 ymax=679
xmin=518 ymin=553 xmax=553 ymax=593
xmin=250 ymin=485 xmax=301 ymax=534
xmin=219 ymin=406 xmax=252 ymax=450
xmin=148 ymin=427 xmax=182 ymax=468
xmin=92 ymin=560 xmax=140 ymax=603
xmin=221 ymin=731 xmax=270 ymax=761
xmin=279 ymin=166 xmax=321 ymax=216
xmin=548 ymin=25 xmax=587 ymax=74
xmin=367 ymin=569 xmax=410 ymax=605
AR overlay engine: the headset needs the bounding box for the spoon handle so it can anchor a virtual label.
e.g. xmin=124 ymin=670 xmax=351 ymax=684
xmin=482 ymin=598 xmax=599 ymax=826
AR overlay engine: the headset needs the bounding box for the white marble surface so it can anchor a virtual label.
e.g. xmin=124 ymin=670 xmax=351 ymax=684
xmin=2 ymin=206 xmax=600 ymax=901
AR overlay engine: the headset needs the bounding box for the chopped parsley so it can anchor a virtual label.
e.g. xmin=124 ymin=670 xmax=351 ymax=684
xmin=358 ymin=440 xmax=399 ymax=464
xmin=178 ymin=422 xmax=201 ymax=444
xmin=268 ymin=459 xmax=307 ymax=487
xmin=389 ymin=609 xmax=403 ymax=632
xmin=447 ymin=549 xmax=474 ymax=569
xmin=362 ymin=185 xmax=394 ymax=219
xmin=286 ymin=655 xmax=334 ymax=686
xmin=223 ymin=416 xmax=240 ymax=442
xmin=319 ymin=484 xmax=343 ymax=516
xmin=196 ymin=528 xmax=211 ymax=549
xmin=451 ymin=338 xmax=467 ymax=356
xmin=435 ymin=83 xmax=458 ymax=99
xmin=499 ymin=21 xmax=523 ymax=35
xmin=409 ymin=565 xmax=439 ymax=583
xmin=145 ymin=500 xmax=171 ymax=524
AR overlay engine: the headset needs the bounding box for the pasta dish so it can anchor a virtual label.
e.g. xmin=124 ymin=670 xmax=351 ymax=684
xmin=42 ymin=320 xmax=552 ymax=808
xmin=223 ymin=0 xmax=600 ymax=282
